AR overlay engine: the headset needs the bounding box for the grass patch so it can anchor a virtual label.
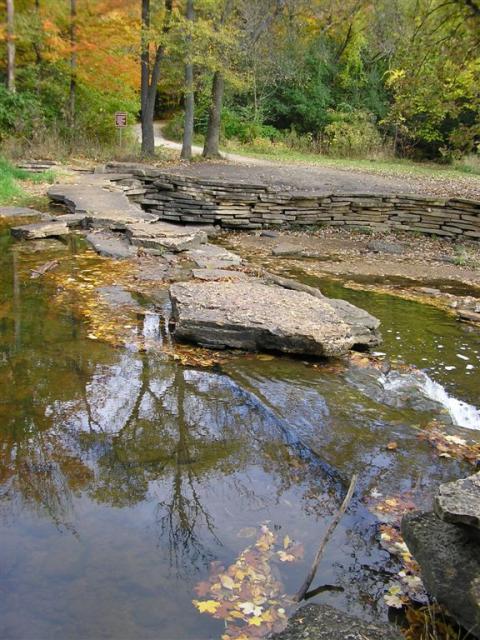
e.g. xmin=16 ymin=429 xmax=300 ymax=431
xmin=453 ymin=244 xmax=480 ymax=269
xmin=0 ymin=156 xmax=55 ymax=207
xmin=222 ymin=141 xmax=480 ymax=182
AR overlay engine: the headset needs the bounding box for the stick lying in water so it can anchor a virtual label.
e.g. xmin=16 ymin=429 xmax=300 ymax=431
xmin=30 ymin=260 xmax=59 ymax=279
xmin=293 ymin=473 xmax=358 ymax=603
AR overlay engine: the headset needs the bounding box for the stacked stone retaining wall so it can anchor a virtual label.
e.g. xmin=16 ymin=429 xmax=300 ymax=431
xmin=107 ymin=166 xmax=480 ymax=240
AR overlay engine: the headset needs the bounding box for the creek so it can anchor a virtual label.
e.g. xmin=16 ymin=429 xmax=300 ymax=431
xmin=0 ymin=227 xmax=479 ymax=639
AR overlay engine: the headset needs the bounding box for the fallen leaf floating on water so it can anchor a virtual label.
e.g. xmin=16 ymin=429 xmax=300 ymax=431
xmin=366 ymin=492 xmax=428 ymax=610
xmin=193 ymin=600 xmax=221 ymax=614
xmin=192 ymin=524 xmax=304 ymax=639
xmin=368 ymin=492 xmax=417 ymax=525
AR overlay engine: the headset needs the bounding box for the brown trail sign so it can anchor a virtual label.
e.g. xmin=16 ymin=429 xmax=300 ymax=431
xmin=115 ymin=112 xmax=127 ymax=128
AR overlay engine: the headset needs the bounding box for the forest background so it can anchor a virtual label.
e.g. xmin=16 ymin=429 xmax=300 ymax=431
xmin=0 ymin=0 xmax=479 ymax=170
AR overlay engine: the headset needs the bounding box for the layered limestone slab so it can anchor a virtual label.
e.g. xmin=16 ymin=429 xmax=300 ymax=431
xmin=48 ymin=183 xmax=157 ymax=228
xmin=192 ymin=268 xmax=250 ymax=281
xmin=185 ymin=244 xmax=242 ymax=269
xmin=86 ymin=232 xmax=137 ymax=259
xmin=125 ymin=222 xmax=208 ymax=253
xmin=169 ymin=281 xmax=381 ymax=357
xmin=11 ymin=220 xmax=69 ymax=240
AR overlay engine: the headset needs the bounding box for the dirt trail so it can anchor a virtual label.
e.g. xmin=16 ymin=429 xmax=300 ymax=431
xmin=135 ymin=121 xmax=269 ymax=166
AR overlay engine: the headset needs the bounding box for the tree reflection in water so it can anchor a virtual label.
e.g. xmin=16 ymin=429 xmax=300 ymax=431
xmin=1 ymin=325 xmax=346 ymax=573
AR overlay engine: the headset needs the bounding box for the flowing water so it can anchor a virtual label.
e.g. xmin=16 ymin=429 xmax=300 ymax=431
xmin=0 ymin=226 xmax=479 ymax=639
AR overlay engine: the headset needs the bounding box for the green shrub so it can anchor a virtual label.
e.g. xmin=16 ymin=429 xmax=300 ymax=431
xmin=323 ymin=109 xmax=383 ymax=157
xmin=0 ymin=85 xmax=50 ymax=142
xmin=221 ymin=106 xmax=281 ymax=144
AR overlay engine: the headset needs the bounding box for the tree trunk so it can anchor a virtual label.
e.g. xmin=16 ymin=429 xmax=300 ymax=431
xmin=33 ymin=0 xmax=42 ymax=67
xmin=203 ymin=71 xmax=224 ymax=158
xmin=140 ymin=0 xmax=154 ymax=156
xmin=181 ymin=0 xmax=195 ymax=160
xmin=6 ymin=0 xmax=15 ymax=93
xmin=140 ymin=0 xmax=173 ymax=157
xmin=69 ymin=0 xmax=77 ymax=129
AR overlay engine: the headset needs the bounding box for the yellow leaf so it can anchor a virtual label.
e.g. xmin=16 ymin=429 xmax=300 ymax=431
xmin=230 ymin=610 xmax=245 ymax=620
xmin=260 ymin=610 xmax=274 ymax=623
xmin=248 ymin=616 xmax=263 ymax=627
xmin=193 ymin=600 xmax=220 ymax=614
xmin=283 ymin=535 xmax=292 ymax=549
xmin=278 ymin=551 xmax=296 ymax=562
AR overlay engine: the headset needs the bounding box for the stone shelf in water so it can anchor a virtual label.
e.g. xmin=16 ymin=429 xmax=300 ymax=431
xmin=11 ymin=220 xmax=70 ymax=240
xmin=125 ymin=222 xmax=209 ymax=253
xmin=170 ymin=280 xmax=381 ymax=357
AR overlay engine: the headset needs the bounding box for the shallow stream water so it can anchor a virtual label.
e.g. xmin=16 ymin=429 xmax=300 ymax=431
xmin=0 ymin=227 xmax=479 ymax=639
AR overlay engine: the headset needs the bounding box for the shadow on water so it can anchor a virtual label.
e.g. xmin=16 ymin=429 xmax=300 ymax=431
xmin=0 ymin=228 xmax=479 ymax=638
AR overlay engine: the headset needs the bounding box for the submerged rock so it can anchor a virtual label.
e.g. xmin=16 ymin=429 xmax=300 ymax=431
xmin=86 ymin=232 xmax=136 ymax=259
xmin=435 ymin=472 xmax=480 ymax=530
xmin=169 ymin=281 xmax=381 ymax=357
xmin=402 ymin=511 xmax=480 ymax=637
xmin=272 ymin=603 xmax=402 ymax=640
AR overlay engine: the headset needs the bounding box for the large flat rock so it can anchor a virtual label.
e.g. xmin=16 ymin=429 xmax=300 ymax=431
xmin=126 ymin=222 xmax=208 ymax=253
xmin=192 ymin=268 xmax=250 ymax=281
xmin=435 ymin=472 xmax=480 ymax=530
xmin=402 ymin=511 xmax=480 ymax=636
xmin=48 ymin=182 xmax=157 ymax=228
xmin=11 ymin=220 xmax=69 ymax=240
xmin=185 ymin=244 xmax=242 ymax=269
xmin=272 ymin=604 xmax=402 ymax=640
xmin=169 ymin=281 xmax=381 ymax=357
xmin=86 ymin=232 xmax=136 ymax=259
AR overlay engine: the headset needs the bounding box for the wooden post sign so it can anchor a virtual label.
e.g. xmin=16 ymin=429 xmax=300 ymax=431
xmin=115 ymin=112 xmax=127 ymax=128
xmin=115 ymin=112 xmax=127 ymax=148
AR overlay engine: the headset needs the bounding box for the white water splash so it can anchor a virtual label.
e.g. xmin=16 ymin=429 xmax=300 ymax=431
xmin=420 ymin=375 xmax=480 ymax=431
xmin=382 ymin=371 xmax=480 ymax=431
